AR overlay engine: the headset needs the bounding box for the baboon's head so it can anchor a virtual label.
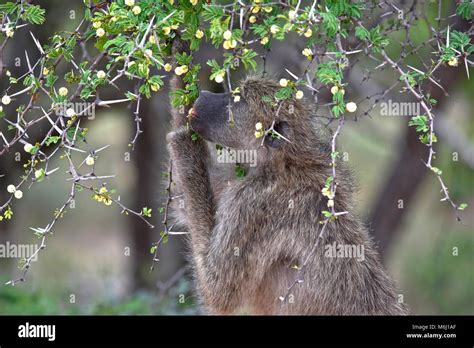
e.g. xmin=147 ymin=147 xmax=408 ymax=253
xmin=190 ymin=76 xmax=315 ymax=152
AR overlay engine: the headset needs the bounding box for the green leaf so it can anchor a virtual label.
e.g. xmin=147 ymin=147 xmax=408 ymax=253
xmin=325 ymin=176 xmax=334 ymax=188
xmin=23 ymin=5 xmax=45 ymax=25
xmin=191 ymin=132 xmax=200 ymax=141
xmin=35 ymin=168 xmax=45 ymax=182
xmin=0 ymin=2 xmax=18 ymax=14
xmin=142 ymin=207 xmax=152 ymax=218
xmin=274 ymin=87 xmax=293 ymax=101
xmin=160 ymin=231 xmax=169 ymax=244
xmin=320 ymin=12 xmax=339 ymax=37
xmin=45 ymin=136 xmax=60 ymax=146
xmin=45 ymin=73 xmax=58 ymax=88
xmin=202 ymin=4 xmax=224 ymax=22
xmin=456 ymin=1 xmax=473 ymax=20
xmin=261 ymin=95 xmax=273 ymax=104
xmin=408 ymin=115 xmax=429 ymax=133
xmin=322 ymin=210 xmax=333 ymax=218
xmin=355 ymin=26 xmax=369 ymax=41
xmin=316 ymin=62 xmax=342 ymax=85
xmin=241 ymin=49 xmax=258 ymax=70
xmin=235 ymin=164 xmax=247 ymax=178
xmin=67 ymin=127 xmax=85 ymax=141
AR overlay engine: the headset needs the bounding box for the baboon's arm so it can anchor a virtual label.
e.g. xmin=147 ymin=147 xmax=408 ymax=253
xmin=167 ymin=127 xmax=215 ymax=259
xmin=167 ymin=128 xmax=248 ymax=313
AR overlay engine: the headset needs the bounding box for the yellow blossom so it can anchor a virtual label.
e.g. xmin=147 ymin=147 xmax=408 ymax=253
xmin=144 ymin=49 xmax=153 ymax=58
xmin=66 ymin=108 xmax=76 ymax=117
xmin=132 ymin=6 xmax=141 ymax=15
xmin=85 ymin=156 xmax=95 ymax=166
xmin=345 ymin=102 xmax=357 ymax=113
xmin=223 ymin=30 xmax=232 ymax=40
xmin=252 ymin=6 xmax=260 ymax=14
xmin=302 ymin=48 xmax=313 ymax=58
xmin=24 ymin=143 xmax=33 ymax=153
xmin=58 ymin=87 xmax=68 ymax=96
xmin=215 ymin=73 xmax=224 ymax=83
xmin=2 ymin=95 xmax=11 ymax=105
xmin=195 ymin=29 xmax=204 ymax=39
xmin=448 ymin=57 xmax=458 ymax=67
xmin=175 ymin=65 xmax=188 ymax=76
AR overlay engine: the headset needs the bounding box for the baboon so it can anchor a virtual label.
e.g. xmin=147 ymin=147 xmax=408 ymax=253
xmin=167 ymin=76 xmax=408 ymax=315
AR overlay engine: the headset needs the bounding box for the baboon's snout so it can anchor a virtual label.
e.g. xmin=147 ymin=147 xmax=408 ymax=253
xmin=193 ymin=91 xmax=230 ymax=120
xmin=190 ymin=90 xmax=231 ymax=142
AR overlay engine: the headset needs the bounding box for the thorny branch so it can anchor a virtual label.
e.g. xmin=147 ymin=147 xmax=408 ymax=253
xmin=0 ymin=0 xmax=471 ymax=289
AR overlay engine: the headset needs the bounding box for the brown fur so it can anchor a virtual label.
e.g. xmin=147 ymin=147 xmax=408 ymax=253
xmin=166 ymin=76 xmax=408 ymax=315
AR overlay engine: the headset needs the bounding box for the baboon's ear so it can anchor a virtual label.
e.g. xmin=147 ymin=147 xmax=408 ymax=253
xmin=264 ymin=121 xmax=290 ymax=148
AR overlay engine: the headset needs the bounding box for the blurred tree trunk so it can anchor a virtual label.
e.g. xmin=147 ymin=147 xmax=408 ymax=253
xmin=130 ymin=95 xmax=186 ymax=291
xmin=130 ymin=97 xmax=160 ymax=290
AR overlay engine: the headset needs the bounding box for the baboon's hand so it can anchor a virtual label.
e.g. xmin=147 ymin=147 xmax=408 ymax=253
xmin=166 ymin=128 xmax=191 ymax=146
xmin=166 ymin=130 xmax=181 ymax=144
